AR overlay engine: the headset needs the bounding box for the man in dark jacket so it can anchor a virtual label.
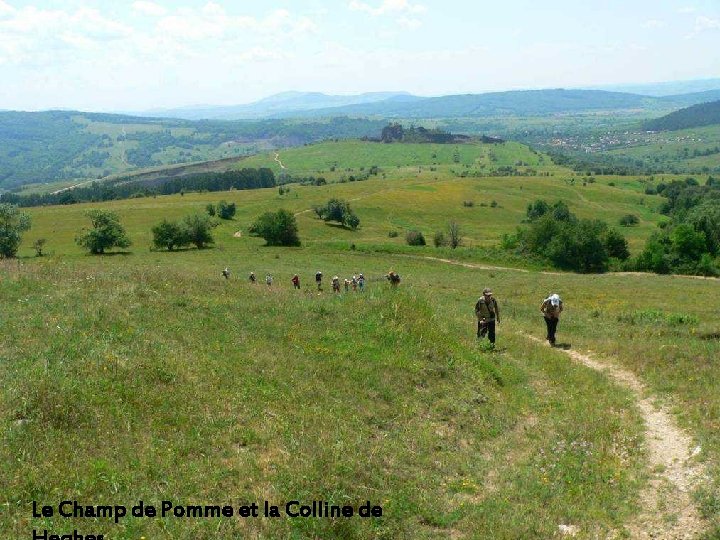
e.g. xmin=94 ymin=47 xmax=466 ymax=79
xmin=475 ymin=288 xmax=500 ymax=345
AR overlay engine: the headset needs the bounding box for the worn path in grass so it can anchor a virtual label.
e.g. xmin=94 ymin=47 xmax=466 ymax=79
xmin=524 ymin=334 xmax=705 ymax=539
xmin=408 ymin=255 xmax=720 ymax=280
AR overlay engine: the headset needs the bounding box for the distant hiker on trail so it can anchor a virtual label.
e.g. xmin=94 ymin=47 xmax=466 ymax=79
xmin=475 ymin=287 xmax=500 ymax=345
xmin=344 ymin=278 xmax=350 ymax=292
xmin=358 ymin=273 xmax=365 ymax=292
xmin=351 ymin=275 xmax=358 ymax=291
xmin=387 ymin=271 xmax=401 ymax=287
xmin=222 ymin=268 xmax=230 ymax=280
xmin=249 ymin=272 xmax=257 ymax=284
xmin=316 ymin=271 xmax=323 ymax=291
xmin=332 ymin=276 xmax=341 ymax=293
xmin=540 ymin=293 xmax=563 ymax=346
xmin=266 ymin=274 xmax=273 ymax=286
xmin=292 ymin=274 xmax=300 ymax=289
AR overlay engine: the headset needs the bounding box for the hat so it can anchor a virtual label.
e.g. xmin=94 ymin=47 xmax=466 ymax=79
xmin=483 ymin=287 xmax=493 ymax=295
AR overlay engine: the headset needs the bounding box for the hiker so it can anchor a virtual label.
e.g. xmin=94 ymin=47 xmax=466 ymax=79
xmin=351 ymin=275 xmax=358 ymax=291
xmin=266 ymin=274 xmax=273 ymax=286
xmin=292 ymin=274 xmax=300 ymax=289
xmin=358 ymin=273 xmax=365 ymax=292
xmin=249 ymin=272 xmax=257 ymax=284
xmin=315 ymin=271 xmax=323 ymax=291
xmin=475 ymin=287 xmax=500 ymax=345
xmin=332 ymin=276 xmax=341 ymax=293
xmin=222 ymin=267 xmax=230 ymax=280
xmin=387 ymin=271 xmax=401 ymax=287
xmin=344 ymin=278 xmax=350 ymax=292
xmin=540 ymin=293 xmax=563 ymax=345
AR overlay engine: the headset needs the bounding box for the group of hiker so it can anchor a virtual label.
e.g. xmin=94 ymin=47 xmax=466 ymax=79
xmin=474 ymin=288 xmax=564 ymax=347
xmin=223 ymin=268 xmax=402 ymax=292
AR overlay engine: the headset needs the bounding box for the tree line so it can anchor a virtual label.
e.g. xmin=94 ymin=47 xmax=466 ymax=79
xmin=1 ymin=168 xmax=275 ymax=208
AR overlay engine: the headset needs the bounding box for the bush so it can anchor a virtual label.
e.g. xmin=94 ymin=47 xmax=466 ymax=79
xmin=619 ymin=214 xmax=640 ymax=227
xmin=75 ymin=209 xmax=131 ymax=254
xmin=249 ymin=209 xmax=301 ymax=246
xmin=0 ymin=203 xmax=31 ymax=258
xmin=33 ymin=238 xmax=46 ymax=257
xmin=462 ymin=200 xmax=474 ymax=207
xmin=216 ymin=200 xmax=236 ymax=220
xmin=433 ymin=231 xmax=447 ymax=247
xmin=388 ymin=230 xmax=399 ymax=238
xmin=206 ymin=203 xmax=216 ymax=216
xmin=405 ymin=230 xmax=426 ymax=246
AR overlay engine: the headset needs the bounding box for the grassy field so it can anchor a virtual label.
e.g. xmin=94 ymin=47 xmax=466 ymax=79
xmin=2 ymin=141 xmax=719 ymax=539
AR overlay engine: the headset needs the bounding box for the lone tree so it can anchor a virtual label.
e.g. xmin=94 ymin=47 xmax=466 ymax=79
xmin=76 ymin=209 xmax=131 ymax=254
xmin=448 ymin=221 xmax=462 ymax=249
xmin=216 ymin=201 xmax=237 ymax=220
xmin=0 ymin=203 xmax=31 ymax=258
xmin=249 ymin=208 xmax=301 ymax=246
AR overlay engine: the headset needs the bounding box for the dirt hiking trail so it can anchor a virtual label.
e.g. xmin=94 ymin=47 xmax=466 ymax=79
xmin=524 ymin=334 xmax=706 ymax=539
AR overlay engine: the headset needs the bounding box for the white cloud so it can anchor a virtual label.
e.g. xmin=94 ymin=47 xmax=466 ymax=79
xmin=678 ymin=6 xmax=696 ymax=14
xmin=132 ymin=1 xmax=168 ymax=17
xmin=0 ymin=0 xmax=15 ymax=18
xmin=642 ymin=19 xmax=666 ymax=29
xmin=398 ymin=17 xmax=422 ymax=29
xmin=348 ymin=0 xmax=426 ymax=16
xmin=685 ymin=15 xmax=720 ymax=38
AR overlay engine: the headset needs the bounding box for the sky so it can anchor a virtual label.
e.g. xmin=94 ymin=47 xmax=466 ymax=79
xmin=0 ymin=0 xmax=719 ymax=111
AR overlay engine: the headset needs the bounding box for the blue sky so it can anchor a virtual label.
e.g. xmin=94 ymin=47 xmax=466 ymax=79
xmin=0 ymin=0 xmax=718 ymax=111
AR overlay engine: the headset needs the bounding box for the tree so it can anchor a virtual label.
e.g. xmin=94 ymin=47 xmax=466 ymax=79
xmin=448 ymin=221 xmax=462 ymax=249
xmin=605 ymin=228 xmax=630 ymax=260
xmin=619 ymin=214 xmax=640 ymax=227
xmin=249 ymin=209 xmax=301 ymax=246
xmin=315 ymin=198 xmax=360 ymax=229
xmin=0 ymin=204 xmax=31 ymax=258
xmin=76 ymin=209 xmax=131 ymax=254
xmin=152 ymin=219 xmax=189 ymax=251
xmin=182 ymin=214 xmax=215 ymax=249
xmin=206 ymin=203 xmax=216 ymax=216
xmin=216 ymin=200 xmax=236 ymax=220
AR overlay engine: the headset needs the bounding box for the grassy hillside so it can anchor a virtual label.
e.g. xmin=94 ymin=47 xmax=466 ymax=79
xmin=3 ymin=141 xmax=719 ymax=538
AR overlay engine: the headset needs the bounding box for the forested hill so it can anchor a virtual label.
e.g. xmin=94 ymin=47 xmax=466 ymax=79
xmin=0 ymin=111 xmax=385 ymax=190
xmin=644 ymin=100 xmax=720 ymax=131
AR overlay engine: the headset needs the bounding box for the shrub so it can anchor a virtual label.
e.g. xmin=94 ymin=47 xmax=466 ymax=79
xmin=619 ymin=214 xmax=640 ymax=227
xmin=0 ymin=203 xmax=31 ymax=258
xmin=406 ymin=230 xmax=426 ymax=246
xmin=206 ymin=203 xmax=216 ymax=216
xmin=462 ymin=200 xmax=474 ymax=207
xmin=433 ymin=231 xmax=447 ymax=247
xmin=75 ymin=209 xmax=131 ymax=254
xmin=249 ymin=209 xmax=301 ymax=246
xmin=388 ymin=230 xmax=399 ymax=238
xmin=216 ymin=200 xmax=236 ymax=220
xmin=33 ymin=238 xmax=46 ymax=257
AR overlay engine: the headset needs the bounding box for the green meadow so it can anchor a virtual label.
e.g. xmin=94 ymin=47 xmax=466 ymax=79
xmin=2 ymin=141 xmax=719 ymax=539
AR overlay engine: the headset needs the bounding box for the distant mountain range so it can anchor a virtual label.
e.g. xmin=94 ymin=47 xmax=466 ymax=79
xmin=131 ymin=87 xmax=720 ymax=121
xmin=139 ymin=91 xmax=422 ymax=120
